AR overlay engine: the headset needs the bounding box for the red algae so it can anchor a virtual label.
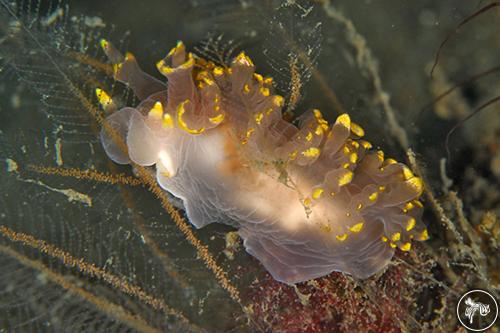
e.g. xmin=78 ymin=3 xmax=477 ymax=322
xmin=245 ymin=248 xmax=436 ymax=332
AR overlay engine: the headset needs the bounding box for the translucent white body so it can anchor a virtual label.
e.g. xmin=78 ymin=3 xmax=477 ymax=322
xmin=100 ymin=41 xmax=426 ymax=283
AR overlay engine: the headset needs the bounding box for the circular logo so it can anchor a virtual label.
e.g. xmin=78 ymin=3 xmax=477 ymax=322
xmin=456 ymin=289 xmax=498 ymax=331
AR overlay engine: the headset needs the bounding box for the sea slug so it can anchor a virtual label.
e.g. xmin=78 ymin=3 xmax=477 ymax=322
xmin=98 ymin=40 xmax=428 ymax=284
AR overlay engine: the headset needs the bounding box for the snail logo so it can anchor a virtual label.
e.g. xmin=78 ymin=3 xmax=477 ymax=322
xmin=457 ymin=289 xmax=498 ymax=331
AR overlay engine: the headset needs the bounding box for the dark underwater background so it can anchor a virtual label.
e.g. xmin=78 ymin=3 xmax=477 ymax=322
xmin=0 ymin=0 xmax=498 ymax=332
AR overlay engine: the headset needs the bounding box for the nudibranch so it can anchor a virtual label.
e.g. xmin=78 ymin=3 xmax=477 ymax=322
xmin=98 ymin=40 xmax=428 ymax=284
